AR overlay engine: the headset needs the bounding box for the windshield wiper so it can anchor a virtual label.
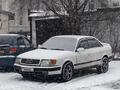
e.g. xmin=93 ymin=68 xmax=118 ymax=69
xmin=51 ymin=48 xmax=64 ymax=51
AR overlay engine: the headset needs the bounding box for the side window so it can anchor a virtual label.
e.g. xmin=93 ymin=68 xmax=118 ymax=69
xmin=17 ymin=37 xmax=25 ymax=45
xmin=88 ymin=38 xmax=102 ymax=48
xmin=24 ymin=38 xmax=30 ymax=47
xmin=77 ymin=40 xmax=89 ymax=49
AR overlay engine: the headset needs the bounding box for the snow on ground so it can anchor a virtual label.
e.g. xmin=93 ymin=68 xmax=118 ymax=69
xmin=0 ymin=61 xmax=120 ymax=90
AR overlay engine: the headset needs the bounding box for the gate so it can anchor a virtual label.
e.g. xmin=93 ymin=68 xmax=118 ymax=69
xmin=35 ymin=18 xmax=65 ymax=45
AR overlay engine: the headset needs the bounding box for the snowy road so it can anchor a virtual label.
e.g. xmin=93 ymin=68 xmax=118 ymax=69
xmin=0 ymin=61 xmax=120 ymax=90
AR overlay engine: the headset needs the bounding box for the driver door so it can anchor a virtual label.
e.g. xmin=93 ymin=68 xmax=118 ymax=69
xmin=75 ymin=39 xmax=91 ymax=69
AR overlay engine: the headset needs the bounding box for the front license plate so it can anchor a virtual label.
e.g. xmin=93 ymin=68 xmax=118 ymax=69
xmin=21 ymin=67 xmax=34 ymax=72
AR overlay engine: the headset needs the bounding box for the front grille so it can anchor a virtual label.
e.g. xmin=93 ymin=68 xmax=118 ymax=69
xmin=21 ymin=59 xmax=40 ymax=65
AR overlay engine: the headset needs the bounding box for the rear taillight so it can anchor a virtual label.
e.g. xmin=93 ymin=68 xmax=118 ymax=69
xmin=10 ymin=47 xmax=17 ymax=54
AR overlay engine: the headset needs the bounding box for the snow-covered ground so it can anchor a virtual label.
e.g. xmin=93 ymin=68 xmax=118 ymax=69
xmin=0 ymin=61 xmax=120 ymax=90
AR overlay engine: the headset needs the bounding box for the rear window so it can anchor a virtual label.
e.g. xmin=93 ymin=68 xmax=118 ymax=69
xmin=0 ymin=36 xmax=17 ymax=45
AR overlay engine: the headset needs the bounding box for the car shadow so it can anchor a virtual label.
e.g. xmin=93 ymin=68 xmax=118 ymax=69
xmin=0 ymin=69 xmax=14 ymax=73
xmin=15 ymin=68 xmax=98 ymax=83
xmin=73 ymin=68 xmax=98 ymax=79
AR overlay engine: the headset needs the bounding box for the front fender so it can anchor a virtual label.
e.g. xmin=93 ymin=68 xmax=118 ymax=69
xmin=60 ymin=56 xmax=76 ymax=70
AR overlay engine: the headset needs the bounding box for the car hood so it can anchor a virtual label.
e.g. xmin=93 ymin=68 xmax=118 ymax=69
xmin=17 ymin=49 xmax=75 ymax=59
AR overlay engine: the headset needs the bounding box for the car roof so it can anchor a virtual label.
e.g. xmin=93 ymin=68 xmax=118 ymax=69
xmin=54 ymin=35 xmax=95 ymax=40
xmin=0 ymin=34 xmax=24 ymax=37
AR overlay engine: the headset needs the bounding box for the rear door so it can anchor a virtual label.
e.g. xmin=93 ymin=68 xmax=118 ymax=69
xmin=87 ymin=38 xmax=103 ymax=65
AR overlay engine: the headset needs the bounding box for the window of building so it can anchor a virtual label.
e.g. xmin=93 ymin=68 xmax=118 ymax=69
xmin=19 ymin=7 xmax=23 ymax=25
xmin=19 ymin=16 xmax=23 ymax=25
xmin=89 ymin=0 xmax=95 ymax=11
xmin=99 ymin=0 xmax=109 ymax=8
xmin=113 ymin=1 xmax=119 ymax=7
xmin=0 ymin=5 xmax=2 ymax=10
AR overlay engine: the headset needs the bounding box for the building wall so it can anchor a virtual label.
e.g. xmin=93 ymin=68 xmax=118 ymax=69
xmin=8 ymin=0 xmax=47 ymax=34
xmin=9 ymin=6 xmax=30 ymax=33
xmin=8 ymin=0 xmax=49 ymax=34
xmin=0 ymin=14 xmax=9 ymax=34
xmin=0 ymin=0 xmax=9 ymax=34
xmin=87 ymin=0 xmax=120 ymax=11
xmin=109 ymin=0 xmax=120 ymax=7
xmin=1 ymin=0 xmax=9 ymax=11
xmin=8 ymin=0 xmax=30 ymax=34
xmin=0 ymin=0 xmax=30 ymax=34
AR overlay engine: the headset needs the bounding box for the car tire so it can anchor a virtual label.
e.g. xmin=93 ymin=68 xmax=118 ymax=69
xmin=61 ymin=62 xmax=73 ymax=82
xmin=96 ymin=57 xmax=109 ymax=73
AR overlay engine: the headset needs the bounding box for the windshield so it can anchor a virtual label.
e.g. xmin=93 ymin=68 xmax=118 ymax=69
xmin=0 ymin=36 xmax=16 ymax=45
xmin=42 ymin=37 xmax=77 ymax=51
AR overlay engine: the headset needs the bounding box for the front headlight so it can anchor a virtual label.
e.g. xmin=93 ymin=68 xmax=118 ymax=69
xmin=15 ymin=58 xmax=22 ymax=64
xmin=40 ymin=59 xmax=57 ymax=67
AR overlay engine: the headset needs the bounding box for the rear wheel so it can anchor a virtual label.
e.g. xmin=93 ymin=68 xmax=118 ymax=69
xmin=61 ymin=62 xmax=73 ymax=82
xmin=97 ymin=57 xmax=109 ymax=73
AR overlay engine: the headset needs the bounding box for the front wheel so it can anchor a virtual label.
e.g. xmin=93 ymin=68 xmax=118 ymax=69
xmin=61 ymin=62 xmax=73 ymax=82
xmin=97 ymin=57 xmax=109 ymax=73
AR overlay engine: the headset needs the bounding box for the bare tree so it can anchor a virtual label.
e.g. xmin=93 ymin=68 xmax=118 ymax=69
xmin=42 ymin=0 xmax=90 ymax=34
xmin=106 ymin=13 xmax=120 ymax=54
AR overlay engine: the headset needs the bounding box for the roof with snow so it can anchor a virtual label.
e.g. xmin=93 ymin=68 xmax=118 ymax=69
xmin=29 ymin=10 xmax=67 ymax=18
xmin=0 ymin=34 xmax=24 ymax=37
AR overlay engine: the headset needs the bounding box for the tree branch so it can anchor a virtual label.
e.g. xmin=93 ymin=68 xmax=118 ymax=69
xmin=42 ymin=0 xmax=65 ymax=18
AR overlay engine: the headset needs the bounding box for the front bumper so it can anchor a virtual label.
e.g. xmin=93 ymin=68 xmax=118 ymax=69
xmin=14 ymin=64 xmax=61 ymax=75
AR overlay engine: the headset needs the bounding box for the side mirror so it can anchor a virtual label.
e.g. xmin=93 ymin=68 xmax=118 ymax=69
xmin=77 ymin=48 xmax=85 ymax=52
